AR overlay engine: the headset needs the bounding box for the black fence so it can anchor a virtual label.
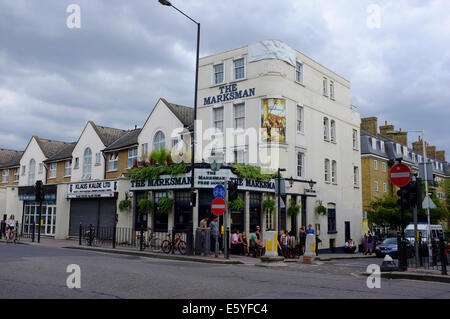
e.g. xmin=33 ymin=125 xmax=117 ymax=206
xmin=0 ymin=221 xmax=34 ymax=242
xmin=406 ymin=239 xmax=449 ymax=275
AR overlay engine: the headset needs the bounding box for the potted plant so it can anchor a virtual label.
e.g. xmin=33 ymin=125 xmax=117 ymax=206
xmin=157 ymin=197 xmax=173 ymax=214
xmin=118 ymin=193 xmax=132 ymax=212
xmin=315 ymin=200 xmax=328 ymax=216
xmin=230 ymin=198 xmax=244 ymax=212
xmin=263 ymin=198 xmax=276 ymax=214
xmin=138 ymin=193 xmax=153 ymax=214
xmin=287 ymin=198 xmax=300 ymax=216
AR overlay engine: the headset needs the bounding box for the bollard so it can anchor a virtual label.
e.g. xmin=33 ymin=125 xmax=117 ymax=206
xmin=89 ymin=224 xmax=93 ymax=246
xmin=195 ymin=228 xmax=201 ymax=255
xmin=225 ymin=227 xmax=230 ymax=260
xmin=186 ymin=226 xmax=193 ymax=256
xmin=139 ymin=228 xmax=144 ymax=251
xmin=79 ymin=223 xmax=82 ymax=245
xmin=205 ymin=228 xmax=211 ymax=257
xmin=112 ymin=224 xmax=116 ymax=249
xmin=31 ymin=221 xmax=35 ymax=242
xmin=171 ymin=228 xmax=176 ymax=254
xmin=439 ymin=235 xmax=447 ymax=275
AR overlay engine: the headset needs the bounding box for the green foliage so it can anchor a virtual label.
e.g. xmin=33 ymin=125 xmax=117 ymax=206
xmin=263 ymin=198 xmax=275 ymax=213
xmin=157 ymin=197 xmax=173 ymax=214
xmin=230 ymin=198 xmax=245 ymax=211
xmin=287 ymin=198 xmax=300 ymax=216
xmin=315 ymin=200 xmax=327 ymax=216
xmin=118 ymin=193 xmax=131 ymax=212
xmin=127 ymin=163 xmax=189 ymax=181
xmin=150 ymin=148 xmax=171 ymax=166
xmin=138 ymin=196 xmax=153 ymax=214
xmin=232 ymin=164 xmax=277 ymax=181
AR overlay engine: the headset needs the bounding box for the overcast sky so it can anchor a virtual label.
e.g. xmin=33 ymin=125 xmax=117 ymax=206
xmin=1 ymin=0 xmax=449 ymax=158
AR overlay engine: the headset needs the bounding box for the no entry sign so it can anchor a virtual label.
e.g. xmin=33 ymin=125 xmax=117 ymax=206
xmin=389 ymin=164 xmax=411 ymax=187
xmin=211 ymin=197 xmax=226 ymax=216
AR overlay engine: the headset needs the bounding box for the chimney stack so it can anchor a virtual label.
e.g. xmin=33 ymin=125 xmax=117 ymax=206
xmin=436 ymin=150 xmax=446 ymax=162
xmin=379 ymin=121 xmax=394 ymax=137
xmin=361 ymin=117 xmax=378 ymax=136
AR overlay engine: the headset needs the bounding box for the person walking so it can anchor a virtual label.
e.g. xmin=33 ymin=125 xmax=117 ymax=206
xmin=299 ymin=227 xmax=306 ymax=255
xmin=6 ymin=214 xmax=16 ymax=244
xmin=209 ymin=217 xmax=219 ymax=254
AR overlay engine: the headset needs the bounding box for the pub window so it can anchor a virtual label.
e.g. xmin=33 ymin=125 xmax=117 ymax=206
xmin=213 ymin=106 xmax=224 ymax=133
xmin=213 ymin=63 xmax=224 ymax=85
xmin=297 ymin=152 xmax=304 ymax=177
xmin=295 ymin=62 xmax=304 ymax=84
xmin=234 ymin=103 xmax=245 ymax=129
xmin=233 ymin=58 xmax=245 ymax=80
xmin=174 ymin=191 xmax=192 ymax=231
xmin=297 ymin=105 xmax=304 ymax=133
xmin=154 ymin=191 xmax=169 ymax=232
xmin=249 ymin=193 xmax=261 ymax=233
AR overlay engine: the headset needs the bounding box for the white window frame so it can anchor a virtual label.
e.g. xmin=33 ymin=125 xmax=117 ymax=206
xmin=383 ymin=182 xmax=387 ymax=193
xmin=21 ymin=165 xmax=26 ymax=176
xmin=354 ymin=166 xmax=359 ymax=187
xmin=374 ymin=160 xmax=378 ymax=170
xmin=212 ymin=62 xmax=225 ymax=86
xmin=330 ymin=120 xmax=336 ymax=143
xmin=128 ymin=147 xmax=138 ymax=168
xmin=49 ymin=163 xmax=57 ymax=179
xmin=108 ymin=152 xmax=118 ymax=171
xmin=331 ymin=160 xmax=337 ymax=184
xmin=38 ymin=163 xmax=43 ymax=174
xmin=82 ymin=148 xmax=92 ymax=181
xmin=382 ymin=162 xmax=386 ymax=172
xmin=213 ymin=106 xmax=224 ymax=134
xmin=153 ymin=131 xmax=166 ymax=151
xmin=2 ymin=169 xmax=9 ymax=183
xmin=352 ymin=129 xmax=358 ymax=150
xmin=323 ymin=117 xmax=329 ymax=141
xmin=297 ymin=152 xmax=304 ymax=178
xmin=330 ymin=80 xmax=335 ymax=100
xmin=323 ymin=77 xmax=328 ymax=96
xmin=396 ymin=144 xmax=401 ymax=154
xmin=297 ymin=105 xmax=304 ymax=133
xmin=380 ymin=141 xmax=385 ymax=152
xmin=64 ymin=160 xmax=72 ymax=177
xmin=74 ymin=157 xmax=79 ymax=169
xmin=233 ymin=102 xmax=245 ymax=130
xmin=324 ymin=159 xmax=330 ymax=183
xmin=295 ymin=61 xmax=304 ymax=84
xmin=142 ymin=143 xmax=148 ymax=159
xmin=232 ymin=57 xmax=246 ymax=81
xmin=371 ymin=138 xmax=377 ymax=150
xmin=375 ymin=181 xmax=379 ymax=193
xmin=95 ymin=153 xmax=101 ymax=165
xmin=28 ymin=159 xmax=36 ymax=186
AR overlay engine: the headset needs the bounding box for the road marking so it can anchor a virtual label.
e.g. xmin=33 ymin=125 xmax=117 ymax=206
xmin=350 ymin=273 xmax=360 ymax=278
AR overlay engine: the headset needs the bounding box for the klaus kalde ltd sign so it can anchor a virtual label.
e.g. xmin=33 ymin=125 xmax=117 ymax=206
xmin=130 ymin=168 xmax=276 ymax=193
xmin=67 ymin=180 xmax=119 ymax=198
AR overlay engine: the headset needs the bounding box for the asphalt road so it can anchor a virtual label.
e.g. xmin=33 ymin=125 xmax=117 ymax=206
xmin=1 ymin=243 xmax=449 ymax=299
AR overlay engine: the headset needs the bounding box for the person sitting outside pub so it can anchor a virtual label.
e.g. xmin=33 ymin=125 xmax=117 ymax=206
xmin=231 ymin=229 xmax=244 ymax=255
xmin=250 ymin=228 xmax=265 ymax=257
xmin=239 ymin=231 xmax=249 ymax=256
xmin=345 ymin=238 xmax=356 ymax=254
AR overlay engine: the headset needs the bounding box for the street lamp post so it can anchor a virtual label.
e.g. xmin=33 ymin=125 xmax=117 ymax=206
xmin=159 ymin=0 xmax=200 ymax=243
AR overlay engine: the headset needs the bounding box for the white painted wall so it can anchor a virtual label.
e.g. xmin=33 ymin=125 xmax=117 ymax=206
xmin=54 ymin=183 xmax=70 ymax=239
xmin=138 ymin=99 xmax=191 ymax=162
xmin=19 ymin=137 xmax=47 ymax=186
xmin=71 ymin=122 xmax=106 ymax=182
xmin=196 ymin=40 xmax=363 ymax=250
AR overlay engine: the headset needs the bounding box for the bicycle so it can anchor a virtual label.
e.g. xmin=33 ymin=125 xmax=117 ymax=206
xmin=136 ymin=229 xmax=162 ymax=252
xmin=161 ymin=232 xmax=186 ymax=255
xmin=84 ymin=228 xmax=96 ymax=246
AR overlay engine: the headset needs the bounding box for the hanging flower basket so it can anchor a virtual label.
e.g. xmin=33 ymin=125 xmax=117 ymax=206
xmin=315 ymin=200 xmax=328 ymax=216
xmin=138 ymin=198 xmax=153 ymax=214
xmin=230 ymin=198 xmax=244 ymax=212
xmin=287 ymin=199 xmax=300 ymax=216
xmin=263 ymin=199 xmax=275 ymax=213
xmin=118 ymin=193 xmax=132 ymax=212
xmin=157 ymin=197 xmax=173 ymax=214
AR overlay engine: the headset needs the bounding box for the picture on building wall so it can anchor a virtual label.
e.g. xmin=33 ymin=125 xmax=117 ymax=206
xmin=261 ymin=98 xmax=286 ymax=143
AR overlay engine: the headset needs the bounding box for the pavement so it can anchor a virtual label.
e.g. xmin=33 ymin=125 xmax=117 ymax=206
xmin=2 ymin=237 xmax=449 ymax=284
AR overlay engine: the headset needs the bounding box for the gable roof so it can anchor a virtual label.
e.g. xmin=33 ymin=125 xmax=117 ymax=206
xmin=0 ymin=149 xmax=23 ymax=169
xmin=34 ymin=137 xmax=70 ymax=159
xmin=160 ymin=98 xmax=194 ymax=127
xmin=44 ymin=142 xmax=76 ymax=163
xmin=103 ymin=128 xmax=141 ymax=152
xmin=90 ymin=122 xmax=128 ymax=147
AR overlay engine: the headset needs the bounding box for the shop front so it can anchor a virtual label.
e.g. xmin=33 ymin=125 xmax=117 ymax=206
xmin=67 ymin=179 xmax=119 ymax=236
xmin=19 ymin=185 xmax=57 ymax=236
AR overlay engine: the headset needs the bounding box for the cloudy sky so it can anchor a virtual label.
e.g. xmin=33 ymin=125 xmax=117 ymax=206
xmin=1 ymin=0 xmax=449 ymax=157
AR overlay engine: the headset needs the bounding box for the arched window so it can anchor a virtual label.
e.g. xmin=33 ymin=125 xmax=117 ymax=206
xmin=28 ymin=159 xmax=36 ymax=185
xmin=82 ymin=147 xmax=92 ymax=180
xmin=153 ymin=131 xmax=166 ymax=150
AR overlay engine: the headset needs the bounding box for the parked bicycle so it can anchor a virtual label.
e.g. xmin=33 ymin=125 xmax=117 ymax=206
xmin=161 ymin=232 xmax=186 ymax=255
xmin=136 ymin=229 xmax=162 ymax=252
xmin=84 ymin=228 xmax=96 ymax=246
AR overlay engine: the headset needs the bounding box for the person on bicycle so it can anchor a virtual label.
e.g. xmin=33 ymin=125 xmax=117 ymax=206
xmin=6 ymin=214 xmax=16 ymax=243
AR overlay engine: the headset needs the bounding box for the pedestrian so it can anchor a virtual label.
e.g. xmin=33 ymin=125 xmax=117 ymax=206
xmin=365 ymin=231 xmax=374 ymax=255
xmin=209 ymin=217 xmax=219 ymax=254
xmin=280 ymin=230 xmax=289 ymax=258
xmin=306 ymin=224 xmax=314 ymax=235
xmin=299 ymin=227 xmax=307 ymax=255
xmin=199 ymin=216 xmax=208 ymax=253
xmin=6 ymin=214 xmax=16 ymax=244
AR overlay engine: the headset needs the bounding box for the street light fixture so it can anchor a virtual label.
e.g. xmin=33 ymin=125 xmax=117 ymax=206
xmin=159 ymin=0 xmax=200 ymax=254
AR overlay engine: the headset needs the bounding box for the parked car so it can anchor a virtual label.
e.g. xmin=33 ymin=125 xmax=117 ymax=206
xmin=375 ymin=237 xmax=415 ymax=259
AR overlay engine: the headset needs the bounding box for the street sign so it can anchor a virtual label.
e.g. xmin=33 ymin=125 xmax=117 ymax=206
xmin=422 ymin=196 xmax=437 ymax=209
xmin=389 ymin=164 xmax=411 ymax=187
xmin=213 ymin=184 xmax=226 ymax=199
xmin=211 ymin=197 xmax=226 ymax=216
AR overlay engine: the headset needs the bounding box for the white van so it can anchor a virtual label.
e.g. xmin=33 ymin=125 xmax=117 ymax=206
xmin=405 ymin=223 xmax=444 ymax=244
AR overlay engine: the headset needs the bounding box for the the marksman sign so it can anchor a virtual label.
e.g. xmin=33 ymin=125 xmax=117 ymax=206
xmin=203 ymin=84 xmax=255 ymax=106
xmin=130 ymin=168 xmax=276 ymax=193
xmin=67 ymin=180 xmax=119 ymax=198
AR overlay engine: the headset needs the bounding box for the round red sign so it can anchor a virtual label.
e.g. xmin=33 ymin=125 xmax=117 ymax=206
xmin=211 ymin=197 xmax=226 ymax=216
xmin=389 ymin=164 xmax=411 ymax=187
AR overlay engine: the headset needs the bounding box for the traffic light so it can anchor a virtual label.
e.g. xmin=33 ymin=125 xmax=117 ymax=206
xmin=397 ymin=186 xmax=410 ymax=210
xmin=412 ymin=178 xmax=422 ymax=209
xmin=228 ymin=180 xmax=238 ymax=201
xmin=35 ymin=180 xmax=44 ymax=202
